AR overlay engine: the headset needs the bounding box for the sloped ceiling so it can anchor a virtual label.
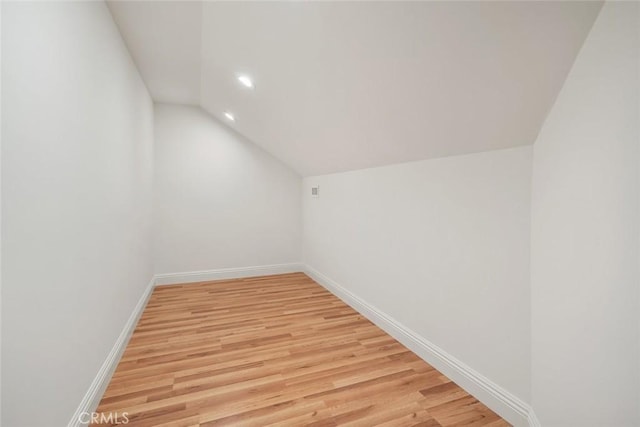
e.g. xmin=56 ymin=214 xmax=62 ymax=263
xmin=107 ymin=1 xmax=602 ymax=176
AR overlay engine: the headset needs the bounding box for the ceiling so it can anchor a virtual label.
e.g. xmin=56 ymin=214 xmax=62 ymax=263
xmin=107 ymin=1 xmax=602 ymax=176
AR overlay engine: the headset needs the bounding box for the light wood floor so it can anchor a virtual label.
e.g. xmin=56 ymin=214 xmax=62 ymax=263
xmin=94 ymin=273 xmax=509 ymax=426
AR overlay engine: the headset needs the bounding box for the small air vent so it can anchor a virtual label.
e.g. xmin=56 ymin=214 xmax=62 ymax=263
xmin=311 ymin=186 xmax=319 ymax=198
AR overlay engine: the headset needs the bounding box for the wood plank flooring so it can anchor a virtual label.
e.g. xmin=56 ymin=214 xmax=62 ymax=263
xmin=94 ymin=273 xmax=509 ymax=426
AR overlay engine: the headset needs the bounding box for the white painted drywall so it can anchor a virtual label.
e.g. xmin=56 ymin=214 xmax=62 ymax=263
xmin=0 ymin=1 xmax=3 ymax=423
xmin=302 ymin=146 xmax=533 ymax=408
xmin=106 ymin=1 xmax=202 ymax=105
xmin=153 ymin=104 xmax=301 ymax=275
xmin=1 ymin=2 xmax=154 ymax=426
xmin=110 ymin=1 xmax=602 ymax=176
xmin=530 ymin=2 xmax=640 ymax=426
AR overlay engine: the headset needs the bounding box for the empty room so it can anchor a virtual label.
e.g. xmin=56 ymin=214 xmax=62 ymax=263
xmin=1 ymin=1 xmax=639 ymax=426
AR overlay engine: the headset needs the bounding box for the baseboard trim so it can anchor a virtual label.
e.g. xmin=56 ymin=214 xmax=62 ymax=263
xmin=527 ymin=409 xmax=542 ymax=427
xmin=304 ymin=264 xmax=534 ymax=427
xmin=154 ymin=262 xmax=304 ymax=285
xmin=70 ymin=265 xmax=540 ymax=427
xmin=68 ymin=277 xmax=156 ymax=427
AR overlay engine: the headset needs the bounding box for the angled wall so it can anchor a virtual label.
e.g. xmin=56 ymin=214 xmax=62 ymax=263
xmin=530 ymin=2 xmax=640 ymax=426
xmin=1 ymin=2 xmax=154 ymax=425
xmin=153 ymin=104 xmax=302 ymax=277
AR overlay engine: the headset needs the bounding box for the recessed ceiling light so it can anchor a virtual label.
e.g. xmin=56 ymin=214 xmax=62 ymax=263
xmin=237 ymin=75 xmax=254 ymax=89
xmin=224 ymin=111 xmax=235 ymax=122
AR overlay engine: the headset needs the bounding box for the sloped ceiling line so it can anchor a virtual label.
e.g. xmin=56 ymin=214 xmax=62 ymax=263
xmin=108 ymin=1 xmax=602 ymax=177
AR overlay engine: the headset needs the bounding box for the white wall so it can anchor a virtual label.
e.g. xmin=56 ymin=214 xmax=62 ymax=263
xmin=302 ymin=146 xmax=533 ymax=419
xmin=0 ymin=1 xmax=3 ymax=422
xmin=153 ymin=104 xmax=301 ymax=275
xmin=1 ymin=2 xmax=154 ymax=426
xmin=530 ymin=2 xmax=639 ymax=426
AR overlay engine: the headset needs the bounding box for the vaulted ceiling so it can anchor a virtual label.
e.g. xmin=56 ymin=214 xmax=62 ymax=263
xmin=107 ymin=1 xmax=602 ymax=176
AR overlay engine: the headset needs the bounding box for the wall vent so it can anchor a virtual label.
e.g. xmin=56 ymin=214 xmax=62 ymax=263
xmin=311 ymin=186 xmax=319 ymax=198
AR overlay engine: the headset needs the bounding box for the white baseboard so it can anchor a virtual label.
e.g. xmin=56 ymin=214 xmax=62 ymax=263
xmin=68 ymin=277 xmax=156 ymax=427
xmin=154 ymin=262 xmax=304 ymax=286
xmin=527 ymin=409 xmax=542 ymax=427
xmin=69 ymin=264 xmax=540 ymax=427
xmin=304 ymin=264 xmax=535 ymax=427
